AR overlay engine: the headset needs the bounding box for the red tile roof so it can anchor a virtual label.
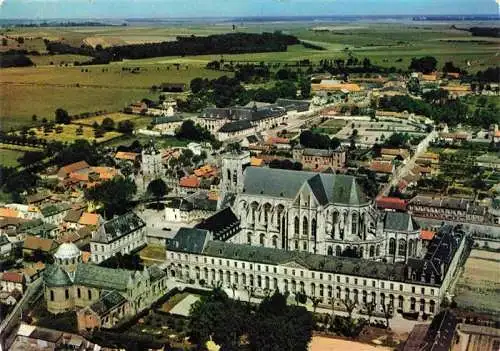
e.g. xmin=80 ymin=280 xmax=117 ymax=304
xmin=23 ymin=236 xmax=57 ymax=253
xmin=370 ymin=160 xmax=394 ymax=174
xmin=179 ymin=175 xmax=200 ymax=188
xmin=376 ymin=197 xmax=408 ymax=211
xmin=1 ymin=271 xmax=25 ymax=284
xmin=57 ymin=161 xmax=90 ymax=179
xmin=420 ymin=230 xmax=436 ymax=241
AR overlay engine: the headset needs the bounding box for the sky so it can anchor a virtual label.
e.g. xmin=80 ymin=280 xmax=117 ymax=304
xmin=0 ymin=0 xmax=498 ymax=19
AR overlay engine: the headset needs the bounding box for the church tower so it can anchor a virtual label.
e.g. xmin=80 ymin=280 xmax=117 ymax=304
xmin=218 ymin=151 xmax=250 ymax=208
xmin=141 ymin=140 xmax=163 ymax=179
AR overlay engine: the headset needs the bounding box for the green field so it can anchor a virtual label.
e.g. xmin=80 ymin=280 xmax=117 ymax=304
xmin=0 ymin=148 xmax=24 ymax=167
xmin=1 ymin=23 xmax=498 ymax=131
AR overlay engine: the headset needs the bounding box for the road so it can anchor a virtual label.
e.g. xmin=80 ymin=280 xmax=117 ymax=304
xmin=0 ymin=277 xmax=43 ymax=351
xmin=379 ymin=130 xmax=437 ymax=197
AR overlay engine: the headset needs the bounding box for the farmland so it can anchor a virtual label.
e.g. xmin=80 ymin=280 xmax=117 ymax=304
xmin=0 ymin=148 xmax=24 ymax=167
xmin=454 ymin=249 xmax=500 ymax=316
xmin=0 ymin=22 xmax=498 ymax=132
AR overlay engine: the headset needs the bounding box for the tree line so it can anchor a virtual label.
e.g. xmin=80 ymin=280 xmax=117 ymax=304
xmin=45 ymin=32 xmax=300 ymax=64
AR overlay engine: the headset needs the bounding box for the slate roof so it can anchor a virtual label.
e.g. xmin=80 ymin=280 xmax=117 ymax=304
xmin=166 ymin=227 xmax=210 ymax=254
xmin=195 ymin=207 xmax=240 ymax=240
xmin=41 ymin=203 xmax=71 ymax=217
xmin=275 ymin=98 xmax=310 ymax=112
xmin=152 ymin=115 xmax=184 ymax=125
xmin=74 ymin=264 xmax=132 ymax=292
xmin=201 ymin=240 xmax=407 ymax=282
xmin=43 ymin=265 xmax=73 ymax=287
xmin=92 ymin=212 xmax=145 ymax=244
xmin=421 ymin=310 xmax=458 ymax=351
xmin=384 ymin=212 xmax=420 ymax=232
xmin=89 ymin=290 xmax=127 ymax=317
xmin=219 ymin=120 xmax=253 ymax=133
xmin=242 ymin=167 xmax=370 ymax=206
xmin=64 ymin=209 xmax=83 ymax=223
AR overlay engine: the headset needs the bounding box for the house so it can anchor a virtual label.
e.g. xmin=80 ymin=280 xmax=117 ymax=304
xmin=408 ymin=195 xmax=487 ymax=223
xmin=0 ymin=271 xmax=26 ymax=293
xmin=370 ymin=160 xmax=395 ymax=175
xmin=114 ymin=151 xmax=139 ymax=163
xmin=23 ymin=236 xmax=58 ymax=256
xmin=416 ymin=152 xmax=439 ymax=166
xmin=266 ymin=136 xmax=291 ymax=150
xmin=57 ymin=161 xmax=90 ymax=180
xmin=179 ymin=175 xmax=201 ymax=190
xmin=195 ymin=207 xmax=241 ymax=241
xmin=128 ymin=101 xmax=148 ymax=114
xmin=90 ymin=212 xmax=146 ymax=264
xmin=0 ymin=234 xmax=13 ymax=258
xmin=293 ymin=145 xmax=346 ymax=171
xmin=10 ymin=323 xmax=117 ymax=351
xmin=381 ymin=148 xmax=410 ymax=162
xmin=0 ymin=207 xmax=20 ymax=219
xmin=63 ymin=209 xmax=84 ymax=230
xmin=0 ymin=289 xmax=22 ymax=306
xmin=376 ymin=197 xmax=408 ymax=212
xmin=164 ymin=192 xmax=218 ymax=224
xmin=25 ymin=193 xmax=51 ymax=206
xmin=78 ymin=212 xmax=101 ymax=227
xmin=40 ymin=203 xmax=71 ymax=225
xmin=275 ymin=98 xmax=310 ymax=112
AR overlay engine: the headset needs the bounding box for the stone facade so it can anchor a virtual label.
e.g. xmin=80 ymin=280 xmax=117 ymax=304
xmin=165 ymin=225 xmax=470 ymax=317
xmin=293 ymin=146 xmax=347 ymax=171
xmin=91 ymin=212 xmax=146 ymax=264
xmin=43 ymin=242 xmax=168 ymax=325
xmin=141 ymin=142 xmax=163 ymax=179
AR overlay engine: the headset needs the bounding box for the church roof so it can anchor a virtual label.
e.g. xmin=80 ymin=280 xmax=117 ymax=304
xmin=54 ymin=242 xmax=81 ymax=260
xmin=88 ymin=290 xmax=127 ymax=317
xmin=242 ymin=167 xmax=369 ymax=206
xmin=74 ymin=264 xmax=132 ymax=292
xmin=384 ymin=212 xmax=420 ymax=232
xmin=43 ymin=265 xmax=73 ymax=287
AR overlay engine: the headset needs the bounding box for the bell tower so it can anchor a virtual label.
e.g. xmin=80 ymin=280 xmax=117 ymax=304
xmin=219 ymin=151 xmax=250 ymax=208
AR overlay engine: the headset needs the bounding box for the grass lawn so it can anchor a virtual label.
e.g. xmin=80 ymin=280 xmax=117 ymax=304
xmin=0 ymin=148 xmax=24 ymax=167
xmin=0 ymin=85 xmax=157 ymax=131
xmin=139 ymin=245 xmax=166 ymax=264
xmin=158 ymin=292 xmax=191 ymax=313
xmin=23 ymin=123 xmax=123 ymax=144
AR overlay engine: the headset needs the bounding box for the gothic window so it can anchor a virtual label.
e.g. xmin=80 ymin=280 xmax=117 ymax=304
xmin=294 ymin=240 xmax=299 ymax=250
xmin=227 ymin=169 xmax=231 ymax=183
xmin=302 ymin=241 xmax=307 ymax=251
xmin=389 ymin=238 xmax=396 ymax=255
xmin=311 ymin=219 xmax=317 ymax=238
xmin=369 ymin=245 xmax=375 ymax=257
xmin=88 ymin=289 xmax=92 ymax=300
xmin=294 ymin=217 xmax=299 ymax=235
xmin=376 ymin=245 xmax=380 ymax=256
xmin=77 ymin=288 xmax=81 ymax=299
xmin=303 ymin=217 xmax=309 ymax=236
xmin=50 ymin=290 xmax=54 ymax=301
xmin=327 ymin=246 xmax=333 ymax=256
xmin=398 ymin=239 xmax=407 ymax=256
xmin=247 ymin=233 xmax=252 ymax=245
xmin=232 ymin=172 xmax=237 ymax=185
xmin=409 ymin=239 xmax=414 ymax=256
xmin=272 ymin=235 xmax=278 ymax=248
xmin=259 ymin=233 xmax=265 ymax=246
xmin=351 ymin=212 xmax=358 ymax=235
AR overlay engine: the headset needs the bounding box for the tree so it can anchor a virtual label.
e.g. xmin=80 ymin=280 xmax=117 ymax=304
xmin=117 ymin=120 xmax=135 ymax=134
xmin=31 ymin=114 xmax=37 ymax=122
xmin=249 ymin=291 xmax=313 ymax=351
xmin=55 ymin=108 xmax=71 ymax=124
xmin=341 ymin=298 xmax=357 ymax=321
xmin=407 ymin=77 xmax=420 ymax=95
xmin=147 ymin=178 xmax=168 ymax=203
xmin=385 ymin=132 xmax=409 ymax=148
xmin=85 ymin=177 xmax=137 ymax=218
xmin=365 ymin=301 xmax=376 ymax=324
xmin=299 ymin=79 xmax=311 ymax=99
xmin=101 ymin=117 xmax=115 ymax=131
xmin=409 ymin=56 xmax=437 ymax=74
xmin=310 ymin=296 xmax=322 ymax=314
xmin=188 ymin=287 xmax=248 ymax=350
